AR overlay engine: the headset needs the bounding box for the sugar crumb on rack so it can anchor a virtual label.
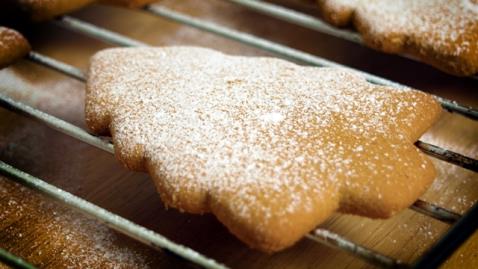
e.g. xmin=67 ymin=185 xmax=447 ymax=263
xmin=0 ymin=177 xmax=158 ymax=268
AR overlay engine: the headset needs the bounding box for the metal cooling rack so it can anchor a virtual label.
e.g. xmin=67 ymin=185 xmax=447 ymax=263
xmin=1 ymin=2 xmax=477 ymax=269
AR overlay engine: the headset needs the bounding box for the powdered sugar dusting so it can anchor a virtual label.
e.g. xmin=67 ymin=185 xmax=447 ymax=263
xmin=0 ymin=177 xmax=155 ymax=268
xmin=86 ymin=46 xmax=441 ymax=250
xmin=0 ymin=27 xmax=17 ymax=49
xmin=320 ymin=0 xmax=478 ymax=75
xmin=463 ymin=0 xmax=478 ymax=13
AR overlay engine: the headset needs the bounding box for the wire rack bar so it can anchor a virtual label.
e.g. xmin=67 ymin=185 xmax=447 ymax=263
xmin=26 ymin=52 xmax=85 ymax=81
xmin=306 ymin=229 xmax=408 ymax=269
xmin=0 ymin=248 xmax=36 ymax=269
xmin=412 ymin=201 xmax=478 ymax=269
xmin=54 ymin=16 xmax=147 ymax=47
xmin=225 ymin=0 xmax=363 ymax=44
xmin=0 ymin=160 xmax=227 ymax=269
xmin=143 ymin=4 xmax=478 ymax=121
xmin=410 ymin=200 xmax=461 ymax=225
xmin=415 ymin=141 xmax=478 ymax=173
xmin=224 ymin=0 xmax=478 ymax=82
xmin=0 ymin=93 xmax=111 ymax=153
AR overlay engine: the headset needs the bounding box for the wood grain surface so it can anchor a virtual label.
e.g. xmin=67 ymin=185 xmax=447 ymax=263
xmin=0 ymin=0 xmax=477 ymax=268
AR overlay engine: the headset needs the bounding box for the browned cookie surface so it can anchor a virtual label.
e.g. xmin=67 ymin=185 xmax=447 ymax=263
xmin=317 ymin=0 xmax=478 ymax=76
xmin=6 ymin=0 xmax=96 ymax=21
xmin=0 ymin=27 xmax=30 ymax=69
xmin=86 ymin=46 xmax=442 ymax=252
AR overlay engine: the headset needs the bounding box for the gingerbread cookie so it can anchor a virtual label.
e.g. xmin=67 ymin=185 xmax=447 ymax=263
xmin=5 ymin=0 xmax=96 ymax=21
xmin=86 ymin=47 xmax=442 ymax=252
xmin=317 ymin=0 xmax=478 ymax=76
xmin=0 ymin=27 xmax=30 ymax=68
xmin=100 ymin=0 xmax=158 ymax=8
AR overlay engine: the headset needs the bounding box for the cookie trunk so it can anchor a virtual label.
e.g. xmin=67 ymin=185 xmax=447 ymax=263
xmin=209 ymin=182 xmax=341 ymax=252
